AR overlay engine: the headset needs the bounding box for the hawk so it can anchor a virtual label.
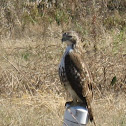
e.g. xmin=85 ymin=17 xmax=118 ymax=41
xmin=59 ymin=31 xmax=95 ymax=124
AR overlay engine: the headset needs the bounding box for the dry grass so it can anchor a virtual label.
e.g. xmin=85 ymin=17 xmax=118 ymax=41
xmin=0 ymin=28 xmax=66 ymax=125
xmin=0 ymin=90 xmax=125 ymax=126
xmin=0 ymin=91 xmax=65 ymax=126
xmin=0 ymin=29 xmax=126 ymax=125
xmin=0 ymin=0 xmax=126 ymax=126
xmin=92 ymin=93 xmax=126 ymax=126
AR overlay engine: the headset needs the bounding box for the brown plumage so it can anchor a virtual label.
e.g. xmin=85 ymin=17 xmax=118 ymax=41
xmin=59 ymin=31 xmax=95 ymax=125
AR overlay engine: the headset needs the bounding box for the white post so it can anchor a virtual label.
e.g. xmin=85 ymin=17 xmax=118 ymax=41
xmin=63 ymin=103 xmax=89 ymax=126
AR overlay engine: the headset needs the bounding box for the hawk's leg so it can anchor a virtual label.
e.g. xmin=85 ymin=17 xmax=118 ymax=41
xmin=65 ymin=100 xmax=87 ymax=110
xmin=65 ymin=100 xmax=84 ymax=110
xmin=65 ymin=101 xmax=73 ymax=107
xmin=65 ymin=101 xmax=78 ymax=110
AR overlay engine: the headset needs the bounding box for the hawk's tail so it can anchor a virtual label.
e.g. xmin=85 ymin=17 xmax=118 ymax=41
xmin=88 ymin=106 xmax=96 ymax=126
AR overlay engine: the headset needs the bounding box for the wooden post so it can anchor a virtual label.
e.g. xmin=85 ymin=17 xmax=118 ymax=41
xmin=63 ymin=103 xmax=89 ymax=126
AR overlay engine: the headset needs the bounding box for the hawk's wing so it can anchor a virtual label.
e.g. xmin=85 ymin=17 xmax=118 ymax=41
xmin=69 ymin=48 xmax=94 ymax=122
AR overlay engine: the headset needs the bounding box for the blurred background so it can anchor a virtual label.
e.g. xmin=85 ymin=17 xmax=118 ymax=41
xmin=0 ymin=0 xmax=126 ymax=125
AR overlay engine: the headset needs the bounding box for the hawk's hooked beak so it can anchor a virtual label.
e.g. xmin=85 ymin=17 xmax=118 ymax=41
xmin=61 ymin=36 xmax=68 ymax=42
xmin=61 ymin=37 xmax=65 ymax=42
xmin=61 ymin=33 xmax=67 ymax=42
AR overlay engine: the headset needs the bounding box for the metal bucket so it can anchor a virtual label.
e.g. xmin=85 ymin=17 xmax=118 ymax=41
xmin=63 ymin=103 xmax=89 ymax=126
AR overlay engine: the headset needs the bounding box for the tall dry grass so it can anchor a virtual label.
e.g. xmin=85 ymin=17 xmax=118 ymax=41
xmin=0 ymin=26 xmax=126 ymax=126
xmin=0 ymin=0 xmax=126 ymax=126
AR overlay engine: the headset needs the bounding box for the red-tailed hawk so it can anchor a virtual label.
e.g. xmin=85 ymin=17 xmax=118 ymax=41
xmin=59 ymin=31 xmax=95 ymax=124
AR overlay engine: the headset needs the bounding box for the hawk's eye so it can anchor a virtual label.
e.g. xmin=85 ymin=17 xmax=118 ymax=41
xmin=63 ymin=33 xmax=67 ymax=36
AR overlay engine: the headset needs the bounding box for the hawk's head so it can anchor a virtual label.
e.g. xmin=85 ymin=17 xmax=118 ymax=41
xmin=61 ymin=31 xmax=79 ymax=46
